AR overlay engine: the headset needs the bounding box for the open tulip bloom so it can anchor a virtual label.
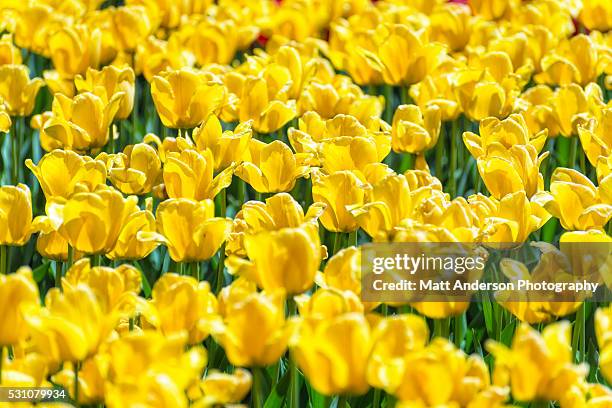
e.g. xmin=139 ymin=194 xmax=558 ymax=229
xmin=2 ymin=1 xmax=612 ymax=407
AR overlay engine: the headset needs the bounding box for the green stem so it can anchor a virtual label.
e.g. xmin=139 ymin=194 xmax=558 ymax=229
xmin=67 ymin=246 xmax=74 ymax=269
xmin=0 ymin=345 xmax=3 ymax=383
xmin=372 ymin=389 xmax=382 ymax=408
xmin=252 ymin=367 xmax=265 ymax=408
xmin=449 ymin=120 xmax=458 ymax=197
xmin=216 ymin=245 xmax=226 ymax=293
xmin=569 ymin=136 xmax=578 ymax=170
xmin=55 ymin=261 xmax=62 ymax=289
xmin=348 ymin=230 xmax=358 ymax=247
xmin=190 ymin=262 xmax=200 ymax=281
xmin=435 ymin=123 xmax=445 ymax=180
xmin=0 ymin=245 xmax=6 ymax=275
xmin=383 ymin=84 xmax=394 ymax=124
xmin=74 ymin=362 xmax=80 ymax=406
xmin=289 ymin=352 xmax=300 ymax=408
xmin=337 ymin=396 xmax=348 ymax=408
xmin=399 ymin=153 xmax=415 ymax=172
xmin=332 ymin=232 xmax=342 ymax=255
xmin=11 ymin=118 xmax=18 ymax=184
xmin=557 ymin=136 xmax=571 ymax=168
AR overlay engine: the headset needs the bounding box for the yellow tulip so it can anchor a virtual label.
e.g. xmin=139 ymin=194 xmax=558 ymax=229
xmin=75 ymin=65 xmax=135 ymax=120
xmin=226 ymin=192 xmax=325 ymax=257
xmin=560 ymin=383 xmax=612 ymax=408
xmin=596 ymin=305 xmax=612 ymax=383
xmin=294 ymin=288 xmax=364 ymax=321
xmin=409 ymin=70 xmax=461 ymax=122
xmin=26 ymin=149 xmax=107 ymax=199
xmin=517 ymin=85 xmax=559 ymax=137
xmin=468 ymin=0 xmax=517 ymax=20
xmin=477 ymin=144 xmax=547 ymax=200
xmin=40 ymin=92 xmax=123 ymax=152
xmin=453 ymin=69 xmax=518 ymax=121
xmin=44 ymin=185 xmax=140 ymax=255
xmin=52 ymin=356 xmax=107 ymax=405
xmin=106 ymin=198 xmax=159 ymax=261
xmin=580 ymin=0 xmax=612 ymax=31
xmin=151 ymin=68 xmax=226 ymax=129
xmin=43 ymin=70 xmax=76 ymax=97
xmin=0 ymin=101 xmax=10 ymax=133
xmin=0 ymin=34 xmax=21 ymax=65
xmin=536 ymin=35 xmax=603 ymax=87
xmin=145 ymin=273 xmax=218 ymax=345
xmin=578 ymin=107 xmax=612 ymax=166
xmin=487 ymin=322 xmax=587 ymax=402
xmin=0 ymin=64 xmax=43 ymax=116
xmin=193 ymin=368 xmax=252 ymax=407
xmin=235 ymin=140 xmax=310 ymax=193
xmin=226 ymin=224 xmax=321 ymax=295
xmin=550 ymin=83 xmax=602 ymax=138
xmin=311 ymin=170 xmax=367 ymax=233
xmin=0 ymin=267 xmax=39 ymax=346
xmin=463 ymin=113 xmax=548 ymax=159
xmin=237 ymin=76 xmax=296 ymax=134
xmin=392 ymin=104 xmax=441 ymax=154
xmin=0 ymin=184 xmax=33 ymax=246
xmin=291 ymin=312 xmax=371 ymax=396
xmin=37 ymin=228 xmax=81 ymax=262
xmin=190 ymin=116 xmax=253 ymax=171
xmin=367 ymin=314 xmax=429 ymax=392
xmin=315 ymin=246 xmax=362 ymax=295
xmin=64 ymin=258 xmax=141 ymax=316
xmin=430 ymin=3 xmax=473 ymax=52
xmin=363 ymin=24 xmax=446 ymax=86
xmin=535 ymin=168 xmax=612 ymax=231
xmin=143 ymin=198 xmax=231 ymax=263
xmin=107 ymin=5 xmax=155 ymax=53
xmin=26 ymin=283 xmax=119 ymax=363
xmin=208 ymin=282 xmax=288 ymax=367
xmin=163 ymin=148 xmax=234 ymax=200
xmin=47 ymin=24 xmax=104 ymax=80
xmin=104 ymin=143 xmax=162 ymax=195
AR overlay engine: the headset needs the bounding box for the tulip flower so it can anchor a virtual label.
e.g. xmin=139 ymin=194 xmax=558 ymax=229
xmin=151 ymin=68 xmax=226 ymax=129
xmin=463 ymin=114 xmax=548 ymax=159
xmin=311 ymin=170 xmax=368 ymax=232
xmin=535 ymin=168 xmax=612 ymax=231
xmin=294 ymin=288 xmax=364 ymax=320
xmin=0 ymin=101 xmax=10 ymax=133
xmin=577 ymin=107 xmax=612 ymax=166
xmin=468 ymin=0 xmax=516 ymax=20
xmin=26 ymin=150 xmax=107 ymax=199
xmin=40 ymin=92 xmax=123 ymax=152
xmin=43 ymin=185 xmax=141 ymax=255
xmin=36 ymin=227 xmax=81 ymax=262
xmin=106 ymin=198 xmax=160 ymax=261
xmin=103 ymin=143 xmax=162 ymax=195
xmin=226 ymin=224 xmax=322 ymax=295
xmin=517 ymin=86 xmax=559 ymax=137
xmin=75 ymin=65 xmax=136 ymax=120
xmin=429 ymin=4 xmax=473 ymax=52
xmin=107 ymin=5 xmax=155 ymax=53
xmin=237 ymin=76 xmax=296 ymax=134
xmin=52 ymin=355 xmax=107 ymax=405
xmin=163 ymin=148 xmax=234 ymax=201
xmin=550 ymin=83 xmax=602 ymax=138
xmin=392 ymin=104 xmax=441 ymax=154
xmin=487 ymin=322 xmax=588 ymax=402
xmin=0 ymin=267 xmax=39 ymax=346
xmin=579 ymin=0 xmax=612 ymax=31
xmin=145 ymin=274 xmax=218 ymax=345
xmin=536 ymin=35 xmax=603 ymax=87
xmin=409 ymin=71 xmax=461 ymax=122
xmin=0 ymin=34 xmax=22 ymax=65
xmin=596 ymin=305 xmax=612 ymax=383
xmin=193 ymin=368 xmax=252 ymax=407
xmin=208 ymin=282 xmax=288 ymax=367
xmin=0 ymin=184 xmax=33 ymax=247
xmin=26 ymin=283 xmax=119 ymax=363
xmin=453 ymin=68 xmax=518 ymax=121
xmin=290 ymin=312 xmax=371 ymax=396
xmin=477 ymin=143 xmax=547 ymax=200
xmin=235 ymin=140 xmax=310 ymax=193
xmin=142 ymin=198 xmax=231 ymax=263
xmin=315 ymin=246 xmax=363 ymax=298
xmin=47 ymin=24 xmax=104 ymax=80
xmin=190 ymin=116 xmax=253 ymax=171
xmin=0 ymin=64 xmax=44 ymax=116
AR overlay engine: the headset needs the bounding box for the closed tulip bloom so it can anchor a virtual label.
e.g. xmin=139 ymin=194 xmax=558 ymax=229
xmin=75 ymin=65 xmax=135 ymax=120
xmin=0 ymin=184 xmax=33 ymax=246
xmin=163 ymin=149 xmax=233 ymax=200
xmin=0 ymin=34 xmax=22 ymax=65
xmin=26 ymin=283 xmax=118 ymax=363
xmin=315 ymin=246 xmax=364 ymax=298
xmin=151 ymin=68 xmax=226 ymax=129
xmin=294 ymin=288 xmax=364 ymax=321
xmin=536 ymin=35 xmax=602 ymax=87
xmin=463 ymin=114 xmax=548 ymax=159
xmin=41 ymin=92 xmax=123 ymax=152
xmin=578 ymin=108 xmax=612 ymax=166
xmin=392 ymin=104 xmax=441 ymax=154
xmin=550 ymin=83 xmax=599 ymax=138
xmin=487 ymin=322 xmax=587 ymax=402
xmin=0 ymin=64 xmax=43 ymax=116
xmin=454 ymin=71 xmax=516 ymax=121
xmin=311 ymin=170 xmax=367 ymax=232
xmin=227 ymin=225 xmax=321 ymax=295
xmin=105 ymin=143 xmax=162 ymax=195
xmin=193 ymin=368 xmax=252 ymax=407
xmin=107 ymin=198 xmax=160 ymax=261
xmin=108 ymin=5 xmax=155 ymax=52
xmin=45 ymin=185 xmax=140 ymax=255
xmin=146 ymin=274 xmax=218 ymax=345
xmin=468 ymin=0 xmax=517 ymax=20
xmin=36 ymin=228 xmax=78 ymax=262
xmin=367 ymin=314 xmax=429 ymax=392
xmin=26 ymin=150 xmax=107 ymax=199
xmin=409 ymin=72 xmax=461 ymax=122
xmin=319 ymin=136 xmax=382 ymax=176
xmin=208 ymin=284 xmax=288 ymax=367
xmin=238 ymin=76 xmax=296 ymax=134
xmin=191 ymin=116 xmax=253 ymax=171
xmin=430 ymin=4 xmax=473 ymax=52
xmin=290 ymin=312 xmax=371 ymax=396
xmin=579 ymin=0 xmax=612 ymax=31
xmin=235 ymin=140 xmax=310 ymax=193
xmin=535 ymin=168 xmax=612 ymax=231
xmin=477 ymin=144 xmax=547 ymax=200
xmin=0 ymin=101 xmax=10 ymax=133
xmin=596 ymin=306 xmax=612 ymax=383
xmin=143 ymin=198 xmax=231 ymax=263
xmin=47 ymin=25 xmax=103 ymax=79
xmin=0 ymin=268 xmax=39 ymax=346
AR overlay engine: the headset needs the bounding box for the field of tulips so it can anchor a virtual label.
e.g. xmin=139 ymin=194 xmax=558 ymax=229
xmin=1 ymin=0 xmax=612 ymax=407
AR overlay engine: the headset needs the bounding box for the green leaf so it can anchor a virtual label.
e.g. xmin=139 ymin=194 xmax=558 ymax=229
xmin=135 ymin=261 xmax=152 ymax=298
xmin=263 ymin=369 xmax=290 ymax=408
xmin=32 ymin=261 xmax=51 ymax=283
